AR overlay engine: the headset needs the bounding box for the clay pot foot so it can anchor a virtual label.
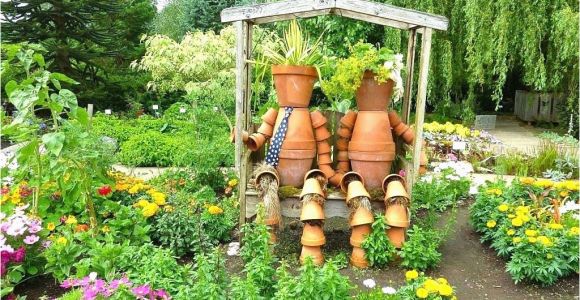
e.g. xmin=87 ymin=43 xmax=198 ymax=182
xmin=300 ymin=246 xmax=324 ymax=265
xmin=386 ymin=226 xmax=406 ymax=248
xmin=350 ymin=224 xmax=371 ymax=247
xmin=301 ymin=222 xmax=326 ymax=246
xmin=350 ymin=247 xmax=369 ymax=268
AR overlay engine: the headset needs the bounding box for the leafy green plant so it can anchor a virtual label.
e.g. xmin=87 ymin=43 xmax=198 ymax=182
xmin=398 ymin=225 xmax=443 ymax=270
xmin=263 ymin=19 xmax=323 ymax=67
xmin=411 ymin=169 xmax=471 ymax=214
xmin=288 ymin=258 xmax=353 ymax=300
xmin=361 ymin=214 xmax=397 ymax=268
xmin=240 ymin=205 xmax=271 ymax=264
xmin=184 ymin=249 xmax=228 ymax=299
xmin=322 ymin=42 xmax=403 ymax=102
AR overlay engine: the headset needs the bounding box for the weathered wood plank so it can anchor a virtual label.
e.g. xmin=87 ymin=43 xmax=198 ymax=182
xmin=221 ymin=0 xmax=449 ymax=31
xmin=402 ymin=28 xmax=417 ymax=124
xmin=408 ymin=28 xmax=432 ymax=194
xmin=245 ymin=189 xmax=386 ymax=219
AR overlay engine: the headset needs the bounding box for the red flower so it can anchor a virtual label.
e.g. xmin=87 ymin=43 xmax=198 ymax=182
xmin=97 ymin=185 xmax=112 ymax=196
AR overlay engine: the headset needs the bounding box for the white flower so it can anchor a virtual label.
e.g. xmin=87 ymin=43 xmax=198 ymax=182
xmin=89 ymin=272 xmax=98 ymax=281
xmin=362 ymin=279 xmax=376 ymax=289
xmin=383 ymin=61 xmax=394 ymax=70
xmin=382 ymin=286 xmax=396 ymax=294
xmin=394 ymin=53 xmax=404 ymax=65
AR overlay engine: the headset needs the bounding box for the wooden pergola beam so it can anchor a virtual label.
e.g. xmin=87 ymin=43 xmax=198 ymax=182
xmin=221 ymin=0 xmax=449 ymax=31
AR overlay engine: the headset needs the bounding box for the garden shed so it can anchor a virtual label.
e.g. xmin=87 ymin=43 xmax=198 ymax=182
xmin=221 ymin=0 xmax=449 ymax=228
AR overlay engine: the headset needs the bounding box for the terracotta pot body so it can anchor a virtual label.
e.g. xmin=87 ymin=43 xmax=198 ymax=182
xmin=272 ymin=65 xmax=317 ymax=108
xmin=350 ymin=247 xmax=369 ymax=268
xmin=350 ymin=224 xmax=371 ymax=247
xmin=349 ymin=111 xmax=395 ymax=189
xmin=301 ymin=223 xmax=326 ymax=246
xmin=386 ymin=226 xmax=406 ymax=248
xmin=385 ymin=204 xmax=410 ymax=228
xmin=300 ymin=201 xmax=325 ymax=221
xmin=271 ymin=108 xmax=316 ymax=186
xmin=355 ymin=71 xmax=394 ymax=111
xmin=300 ymin=246 xmax=324 ymax=265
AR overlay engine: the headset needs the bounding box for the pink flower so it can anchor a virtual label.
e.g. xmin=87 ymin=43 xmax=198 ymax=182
xmin=398 ymin=169 xmax=406 ymax=177
xmin=155 ymin=289 xmax=170 ymax=299
xmin=132 ymin=284 xmax=152 ymax=298
xmin=42 ymin=240 xmax=52 ymax=249
xmin=1 ymin=250 xmax=11 ymax=263
xmin=61 ymin=278 xmax=80 ymax=289
xmin=5 ymin=218 xmax=27 ymax=236
xmin=23 ymin=235 xmax=40 ymax=245
xmin=11 ymin=247 xmax=25 ymax=263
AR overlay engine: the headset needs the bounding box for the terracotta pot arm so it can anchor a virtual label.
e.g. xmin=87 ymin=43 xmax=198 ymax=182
xmin=246 ymin=133 xmax=269 ymax=152
xmin=389 ymin=111 xmax=415 ymax=145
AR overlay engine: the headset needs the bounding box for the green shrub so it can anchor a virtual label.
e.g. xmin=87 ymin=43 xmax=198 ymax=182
xmin=163 ymin=101 xmax=194 ymax=121
xmin=399 ymin=225 xmax=443 ymax=270
xmin=411 ymin=169 xmax=471 ymax=214
xmin=116 ymin=131 xmax=190 ymax=167
xmin=361 ymin=214 xmax=397 ymax=268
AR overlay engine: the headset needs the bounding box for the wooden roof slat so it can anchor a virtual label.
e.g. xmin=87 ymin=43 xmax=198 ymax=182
xmin=221 ymin=0 xmax=449 ymax=31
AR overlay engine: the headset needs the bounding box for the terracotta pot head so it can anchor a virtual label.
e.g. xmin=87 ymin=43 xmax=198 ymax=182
xmin=349 ymin=207 xmax=374 ymax=227
xmin=255 ymin=168 xmax=280 ymax=187
xmin=346 ymin=181 xmax=371 ymax=203
xmin=301 ymin=223 xmax=326 ymax=246
xmin=340 ymin=172 xmax=365 ymax=193
xmin=300 ymin=178 xmax=324 ymax=199
xmin=385 ymin=204 xmax=410 ymax=228
xmin=272 ymin=65 xmax=317 ymax=108
xmin=261 ymin=108 xmax=279 ymax=125
xmin=300 ymin=200 xmax=325 ymax=221
xmin=300 ymin=246 xmax=324 ymax=266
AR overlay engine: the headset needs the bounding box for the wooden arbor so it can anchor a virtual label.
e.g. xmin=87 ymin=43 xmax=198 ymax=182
xmin=221 ymin=0 xmax=449 ymax=228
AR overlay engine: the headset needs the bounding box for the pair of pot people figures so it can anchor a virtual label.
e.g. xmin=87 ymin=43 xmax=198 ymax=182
xmin=235 ymin=66 xmax=426 ymax=268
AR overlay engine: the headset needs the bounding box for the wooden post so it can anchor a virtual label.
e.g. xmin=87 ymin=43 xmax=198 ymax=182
xmin=234 ymin=21 xmax=253 ymax=241
xmin=409 ymin=28 xmax=432 ymax=193
xmin=402 ymin=28 xmax=417 ymax=124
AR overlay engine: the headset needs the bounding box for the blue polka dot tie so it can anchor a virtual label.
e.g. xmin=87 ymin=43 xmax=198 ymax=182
xmin=265 ymin=107 xmax=293 ymax=167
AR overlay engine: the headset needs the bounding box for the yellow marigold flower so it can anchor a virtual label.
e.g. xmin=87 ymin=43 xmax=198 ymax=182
xmin=521 ymin=215 xmax=530 ymax=223
xmin=507 ymin=214 xmax=516 ymax=219
xmin=472 ymin=130 xmax=480 ymax=137
xmin=405 ymin=270 xmax=419 ymax=281
xmin=101 ymin=225 xmax=111 ymax=233
xmin=533 ymin=179 xmax=553 ymax=188
xmin=10 ymin=193 xmax=21 ymax=204
xmin=513 ymin=237 xmax=522 ymax=243
xmin=553 ymin=181 xmax=566 ymax=189
xmin=507 ymin=229 xmax=515 ymax=236
xmin=142 ymin=203 xmax=159 ymax=217
xmin=569 ymin=227 xmax=579 ymax=235
xmin=537 ymin=236 xmax=552 ymax=247
xmin=56 ymin=236 xmax=68 ymax=245
xmin=135 ymin=199 xmax=150 ymax=208
xmin=228 ymin=179 xmax=239 ymax=187
xmin=548 ymin=223 xmax=563 ymax=230
xmin=564 ymin=180 xmax=579 ymax=191
xmin=515 ymin=206 xmax=529 ymax=214
xmin=164 ymin=205 xmax=174 ymax=213
xmin=512 ymin=218 xmax=523 ymax=227
xmin=152 ymin=192 xmax=166 ymax=206
xmin=65 ymin=215 xmax=78 ymax=225
xmin=208 ymin=205 xmax=223 ymax=215
xmin=437 ymin=277 xmax=448 ymax=285
xmin=527 ymin=237 xmax=537 ymax=244
xmin=47 ymin=222 xmax=56 ymax=231
xmin=519 ymin=177 xmax=535 ymax=185
xmin=438 ymin=283 xmax=453 ymax=296
xmin=547 ymin=253 xmax=553 ymax=259
xmin=486 ymin=220 xmax=497 ymax=228
xmin=116 ymin=183 xmax=130 ymax=191
xmin=525 ymin=229 xmax=537 ymax=237
xmin=146 ymin=188 xmax=157 ymax=195
xmin=560 ymin=191 xmax=569 ymax=198
xmin=128 ymin=184 xmax=141 ymax=195
xmin=424 ymin=279 xmax=439 ymax=292
xmin=498 ymin=204 xmax=509 ymax=212
xmin=416 ymin=287 xmax=429 ymax=299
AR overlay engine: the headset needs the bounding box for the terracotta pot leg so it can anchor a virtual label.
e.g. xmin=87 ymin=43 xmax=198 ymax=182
xmin=299 ymin=178 xmax=326 ymax=265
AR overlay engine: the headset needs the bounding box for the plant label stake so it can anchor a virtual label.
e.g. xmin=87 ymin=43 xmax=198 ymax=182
xmin=105 ymin=109 xmax=112 ymax=115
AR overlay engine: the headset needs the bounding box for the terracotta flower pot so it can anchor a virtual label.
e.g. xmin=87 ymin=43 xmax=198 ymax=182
xmin=387 ymin=111 xmax=402 ymax=127
xmin=310 ymin=111 xmax=327 ymax=128
xmin=328 ymin=172 xmax=343 ymax=187
xmin=277 ymin=149 xmax=316 ymax=187
xmin=382 ymin=174 xmax=407 ymax=192
xmin=314 ymin=126 xmax=331 ymax=141
xmin=385 ymin=204 xmax=410 ymax=228
xmin=304 ymin=169 xmax=327 ymax=182
xmin=317 ymin=141 xmax=331 ymax=154
xmin=350 ymin=111 xmax=392 ymax=145
xmin=300 ymin=178 xmax=324 ymax=199
xmin=229 ymin=129 xmax=249 ymax=143
xmin=350 ymin=224 xmax=371 ymax=247
xmin=262 ymin=108 xmax=279 ymax=125
xmin=337 ymin=127 xmax=352 ymax=139
xmin=300 ymin=246 xmax=324 ymax=266
xmin=336 ymin=138 xmax=349 ymax=151
xmin=255 ymin=168 xmax=280 ymax=187
xmin=339 ymin=172 xmax=365 ymax=193
xmin=348 ymin=141 xmax=395 ymax=152
xmin=272 ymin=108 xmax=315 ymax=149
xmin=393 ymin=123 xmax=410 ymax=136
xmin=318 ymin=153 xmax=332 ymax=165
xmin=401 ymin=128 xmax=414 ymax=144
xmin=340 ymin=111 xmax=358 ymax=129
xmin=337 ymin=161 xmax=350 ymax=173
xmin=349 ymin=207 xmax=374 ymax=227
xmin=350 ymin=247 xmax=369 ymax=268
xmin=355 ymin=71 xmax=394 ymax=111
xmin=301 ymin=223 xmax=326 ymax=246
xmin=272 ymin=65 xmax=317 ymax=108
xmin=319 ymin=164 xmax=335 ymax=179
xmin=346 ymin=181 xmax=371 ymax=203
xmin=247 ymin=133 xmax=267 ymax=151
xmin=349 ymin=151 xmax=395 ymax=190
xmin=384 ymin=180 xmax=409 ymax=201
xmin=257 ymin=122 xmax=274 ymax=137
xmin=386 ymin=226 xmax=406 ymax=248
xmin=300 ymin=200 xmax=325 ymax=221
xmin=337 ymin=151 xmax=349 ymax=162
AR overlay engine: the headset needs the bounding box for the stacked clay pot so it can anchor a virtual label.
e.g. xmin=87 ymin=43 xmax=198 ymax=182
xmin=255 ymin=167 xmax=281 ymax=243
xmin=348 ymin=71 xmax=396 ymax=189
xmin=340 ymin=173 xmax=373 ymax=268
xmin=382 ymin=174 xmax=411 ymax=248
xmin=299 ymin=170 xmax=327 ymax=265
xmin=387 ymin=111 xmax=429 ymax=175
